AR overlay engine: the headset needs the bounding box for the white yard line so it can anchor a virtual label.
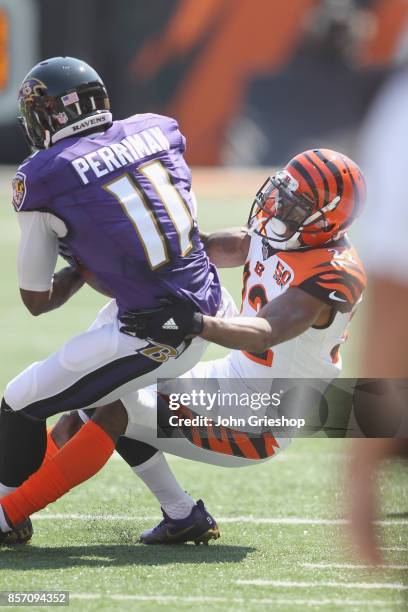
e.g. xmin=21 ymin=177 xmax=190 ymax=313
xmin=237 ymin=579 xmax=408 ymax=590
xmin=70 ymin=593 xmax=403 ymax=606
xmin=303 ymin=562 xmax=408 ymax=570
xmin=34 ymin=512 xmax=408 ymax=526
xmin=35 ymin=513 xmax=155 ymax=521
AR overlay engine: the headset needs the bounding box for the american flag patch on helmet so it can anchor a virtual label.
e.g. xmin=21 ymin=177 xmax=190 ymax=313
xmin=61 ymin=91 xmax=79 ymax=106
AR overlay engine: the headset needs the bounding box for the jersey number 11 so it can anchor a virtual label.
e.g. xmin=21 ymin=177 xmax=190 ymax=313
xmin=104 ymin=160 xmax=194 ymax=270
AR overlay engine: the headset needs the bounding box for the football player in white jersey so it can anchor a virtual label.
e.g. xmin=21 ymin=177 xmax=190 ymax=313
xmin=0 ymin=149 xmax=366 ymax=546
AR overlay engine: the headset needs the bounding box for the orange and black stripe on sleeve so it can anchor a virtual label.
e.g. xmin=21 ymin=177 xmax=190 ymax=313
xmin=297 ymin=261 xmax=365 ymax=313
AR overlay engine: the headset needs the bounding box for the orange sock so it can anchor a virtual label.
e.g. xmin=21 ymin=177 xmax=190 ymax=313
xmin=2 ymin=420 xmax=114 ymax=527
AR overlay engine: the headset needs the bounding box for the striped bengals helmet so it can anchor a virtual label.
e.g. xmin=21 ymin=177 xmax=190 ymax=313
xmin=248 ymin=149 xmax=366 ymax=250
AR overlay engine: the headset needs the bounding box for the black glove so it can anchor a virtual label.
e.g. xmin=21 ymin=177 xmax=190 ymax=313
xmin=119 ymin=297 xmax=204 ymax=347
xmin=58 ymin=239 xmax=79 ymax=268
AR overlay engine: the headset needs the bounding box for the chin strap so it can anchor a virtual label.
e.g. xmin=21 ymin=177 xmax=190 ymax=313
xmin=276 ymin=232 xmax=301 ymax=251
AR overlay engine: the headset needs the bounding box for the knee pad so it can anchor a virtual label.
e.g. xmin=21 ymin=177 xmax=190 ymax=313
xmin=4 ymin=362 xmax=39 ymax=412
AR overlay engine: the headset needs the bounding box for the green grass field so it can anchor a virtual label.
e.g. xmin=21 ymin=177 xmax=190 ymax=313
xmin=0 ymin=167 xmax=407 ymax=611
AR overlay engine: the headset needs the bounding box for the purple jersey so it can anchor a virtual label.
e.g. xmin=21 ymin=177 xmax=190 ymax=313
xmin=12 ymin=113 xmax=221 ymax=316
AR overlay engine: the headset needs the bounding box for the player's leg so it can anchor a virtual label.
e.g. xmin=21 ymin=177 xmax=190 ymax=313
xmin=116 ymin=437 xmax=196 ymax=520
xmin=0 ymin=355 xmax=287 ymax=544
xmin=0 ymin=399 xmax=47 ymax=491
xmin=1 ymin=381 xmax=224 ymax=545
xmin=61 ymin=408 xmax=218 ymax=539
xmin=0 ymin=410 xmax=111 ymax=542
xmin=0 ymin=300 xmax=207 ymax=494
xmin=119 ymin=357 xmax=248 ymax=544
xmin=0 ymin=300 xmax=117 ymax=499
xmin=122 ymin=353 xmax=292 ymax=542
xmin=0 ymin=403 xmax=217 ymax=546
xmin=0 ymin=396 xmax=188 ymax=535
xmin=0 ymin=403 xmax=121 ymax=539
xmin=76 ymin=407 xmax=217 ymax=545
xmin=116 ymin=439 xmax=218 ymax=545
xmin=0 ymin=425 xmax=61 ymax=545
xmin=0 ymin=288 xmax=231 ymax=508
xmin=1 ymin=365 xmax=275 ymax=545
xmin=0 ymin=290 xmax=235 ymax=541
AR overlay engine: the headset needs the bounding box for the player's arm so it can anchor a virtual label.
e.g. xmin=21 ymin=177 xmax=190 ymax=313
xmin=20 ymin=268 xmax=85 ymax=317
xmin=17 ymin=211 xmax=85 ymax=316
xmin=199 ymin=286 xmax=330 ymax=352
xmin=200 ymin=227 xmax=250 ymax=268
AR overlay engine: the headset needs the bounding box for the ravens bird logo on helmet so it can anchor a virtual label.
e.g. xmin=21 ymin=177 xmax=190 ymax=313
xmin=19 ymin=78 xmax=47 ymax=102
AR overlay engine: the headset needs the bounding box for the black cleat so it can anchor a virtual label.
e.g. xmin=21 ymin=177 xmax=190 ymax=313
xmin=139 ymin=499 xmax=220 ymax=545
xmin=0 ymin=518 xmax=33 ymax=546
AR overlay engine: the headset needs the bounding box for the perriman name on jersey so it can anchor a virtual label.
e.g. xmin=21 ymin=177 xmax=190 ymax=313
xmin=71 ymin=125 xmax=170 ymax=184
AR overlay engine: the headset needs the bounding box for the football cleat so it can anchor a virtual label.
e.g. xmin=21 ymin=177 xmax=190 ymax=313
xmin=139 ymin=499 xmax=220 ymax=545
xmin=0 ymin=518 xmax=33 ymax=546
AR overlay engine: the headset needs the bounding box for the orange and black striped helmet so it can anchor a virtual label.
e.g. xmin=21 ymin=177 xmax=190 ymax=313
xmin=248 ymin=148 xmax=366 ymax=250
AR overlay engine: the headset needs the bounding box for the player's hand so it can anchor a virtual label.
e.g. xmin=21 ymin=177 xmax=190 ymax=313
xmin=119 ymin=297 xmax=204 ymax=347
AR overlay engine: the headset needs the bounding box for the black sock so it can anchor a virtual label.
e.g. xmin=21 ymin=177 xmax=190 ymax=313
xmin=0 ymin=399 xmax=47 ymax=487
xmin=83 ymin=407 xmax=159 ymax=467
xmin=115 ymin=437 xmax=158 ymax=467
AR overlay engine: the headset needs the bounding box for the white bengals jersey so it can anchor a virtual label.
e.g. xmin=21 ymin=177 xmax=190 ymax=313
xmin=230 ymin=235 xmax=366 ymax=379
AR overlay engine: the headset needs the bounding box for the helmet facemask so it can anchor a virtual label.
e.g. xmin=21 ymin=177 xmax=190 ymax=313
xmin=248 ymin=170 xmax=341 ymax=250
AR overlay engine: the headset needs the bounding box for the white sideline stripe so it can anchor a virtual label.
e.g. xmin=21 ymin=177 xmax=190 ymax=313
xmin=34 ymin=513 xmax=408 ymax=526
xmin=237 ymin=579 xmax=408 ymax=591
xmin=70 ymin=593 xmax=402 ymax=606
xmin=303 ymin=562 xmax=408 ymax=570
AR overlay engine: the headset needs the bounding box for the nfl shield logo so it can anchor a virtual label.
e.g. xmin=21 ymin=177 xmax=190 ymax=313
xmin=56 ymin=112 xmax=68 ymax=125
xmin=12 ymin=171 xmax=27 ymax=211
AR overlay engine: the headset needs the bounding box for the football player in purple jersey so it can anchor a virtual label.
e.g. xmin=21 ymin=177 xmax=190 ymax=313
xmin=0 ymin=56 xmax=224 ymax=543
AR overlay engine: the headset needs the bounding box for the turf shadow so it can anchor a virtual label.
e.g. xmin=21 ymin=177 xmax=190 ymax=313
xmin=0 ymin=543 xmax=256 ymax=571
xmin=383 ymin=511 xmax=408 ymax=519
